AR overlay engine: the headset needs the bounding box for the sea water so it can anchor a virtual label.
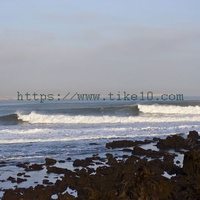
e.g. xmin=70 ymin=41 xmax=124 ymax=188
xmin=0 ymin=99 xmax=200 ymax=162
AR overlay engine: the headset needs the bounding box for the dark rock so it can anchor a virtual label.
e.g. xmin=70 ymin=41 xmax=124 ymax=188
xmin=47 ymin=166 xmax=70 ymax=174
xmin=7 ymin=176 xmax=16 ymax=183
xmin=183 ymin=149 xmax=200 ymax=179
xmin=106 ymin=140 xmax=135 ymax=149
xmin=45 ymin=157 xmax=57 ymax=165
xmin=17 ymin=173 xmax=25 ymax=176
xmin=133 ymin=146 xmax=148 ymax=155
xmin=133 ymin=146 xmax=164 ymax=158
xmin=153 ymin=137 xmax=160 ymax=141
xmin=122 ymin=155 xmax=129 ymax=158
xmin=73 ymin=157 xmax=94 ymax=167
xmin=25 ymin=163 xmax=43 ymax=171
xmin=157 ymin=135 xmax=187 ymax=151
xmin=188 ymin=130 xmax=199 ymax=141
xmin=3 ymin=132 xmax=200 ymax=200
xmin=106 ymin=140 xmax=151 ymax=149
xmin=16 ymin=163 xmax=27 ymax=168
xmin=58 ymin=160 xmax=65 ymax=163
xmin=24 ymin=174 xmax=31 ymax=178
xmin=122 ymin=148 xmax=133 ymax=152
xmin=43 ymin=179 xmax=53 ymax=185
xmin=58 ymin=192 xmax=76 ymax=200
xmin=176 ymin=160 xmax=180 ymax=164
xmin=66 ymin=157 xmax=71 ymax=160
xmin=106 ymin=153 xmax=117 ymax=166
xmin=89 ymin=143 xmax=99 ymax=145
xmin=16 ymin=178 xmax=27 ymax=183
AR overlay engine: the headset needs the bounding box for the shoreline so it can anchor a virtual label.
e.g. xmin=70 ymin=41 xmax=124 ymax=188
xmin=0 ymin=131 xmax=200 ymax=199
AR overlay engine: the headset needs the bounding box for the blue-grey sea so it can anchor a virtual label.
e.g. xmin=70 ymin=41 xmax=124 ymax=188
xmin=0 ymin=99 xmax=200 ymax=162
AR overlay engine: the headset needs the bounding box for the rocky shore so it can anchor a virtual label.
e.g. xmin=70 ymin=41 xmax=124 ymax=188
xmin=1 ymin=131 xmax=200 ymax=200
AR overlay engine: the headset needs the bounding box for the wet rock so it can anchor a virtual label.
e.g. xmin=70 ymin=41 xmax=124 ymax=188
xmin=89 ymin=142 xmax=99 ymax=145
xmin=58 ymin=160 xmax=65 ymax=163
xmin=58 ymin=192 xmax=76 ymax=200
xmin=153 ymin=137 xmax=160 ymax=141
xmin=183 ymin=149 xmax=200 ymax=179
xmin=16 ymin=163 xmax=27 ymax=168
xmin=45 ymin=157 xmax=57 ymax=165
xmin=106 ymin=153 xmax=117 ymax=165
xmin=73 ymin=157 xmax=94 ymax=167
xmin=188 ymin=130 xmax=199 ymax=141
xmin=16 ymin=178 xmax=27 ymax=183
xmin=157 ymin=135 xmax=187 ymax=151
xmin=47 ymin=166 xmax=71 ymax=174
xmin=66 ymin=157 xmax=71 ymax=160
xmin=25 ymin=163 xmax=44 ymax=171
xmin=133 ymin=146 xmax=148 ymax=155
xmin=7 ymin=176 xmax=16 ymax=183
xmin=17 ymin=173 xmax=25 ymax=176
xmin=122 ymin=148 xmax=133 ymax=152
xmin=2 ymin=132 xmax=200 ymax=199
xmin=24 ymin=174 xmax=31 ymax=178
xmin=86 ymin=167 xmax=95 ymax=174
xmin=106 ymin=140 xmax=151 ymax=149
xmin=106 ymin=140 xmax=135 ymax=149
xmin=133 ymin=146 xmax=164 ymax=158
xmin=43 ymin=179 xmax=53 ymax=185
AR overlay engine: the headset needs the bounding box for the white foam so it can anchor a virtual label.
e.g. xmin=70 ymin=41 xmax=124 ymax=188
xmin=162 ymin=171 xmax=176 ymax=179
xmin=62 ymin=187 xmax=77 ymax=198
xmin=17 ymin=111 xmax=200 ymax=124
xmin=138 ymin=104 xmax=200 ymax=115
xmin=174 ymin=153 xmax=184 ymax=168
xmin=0 ymin=128 xmax=51 ymax=135
xmin=51 ymin=194 xmax=58 ymax=200
xmin=0 ymin=122 xmax=200 ymax=144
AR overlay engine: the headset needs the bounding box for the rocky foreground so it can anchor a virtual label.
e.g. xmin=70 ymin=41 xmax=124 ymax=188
xmin=1 ymin=131 xmax=200 ymax=200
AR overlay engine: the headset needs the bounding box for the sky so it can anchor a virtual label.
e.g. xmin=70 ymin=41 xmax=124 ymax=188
xmin=0 ymin=0 xmax=200 ymax=98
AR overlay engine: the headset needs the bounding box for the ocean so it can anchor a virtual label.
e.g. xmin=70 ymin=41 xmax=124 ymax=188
xmin=0 ymin=99 xmax=200 ymax=164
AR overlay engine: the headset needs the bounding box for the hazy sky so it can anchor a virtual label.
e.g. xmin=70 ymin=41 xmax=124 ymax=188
xmin=1 ymin=0 xmax=200 ymax=97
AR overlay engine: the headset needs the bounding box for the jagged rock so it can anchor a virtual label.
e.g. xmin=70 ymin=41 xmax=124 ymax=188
xmin=157 ymin=135 xmax=187 ymax=151
xmin=43 ymin=179 xmax=53 ymax=185
xmin=133 ymin=146 xmax=165 ymax=158
xmin=47 ymin=166 xmax=70 ymax=174
xmin=45 ymin=157 xmax=57 ymax=165
xmin=106 ymin=153 xmax=117 ymax=165
xmin=183 ymin=149 xmax=200 ymax=179
xmin=106 ymin=140 xmax=151 ymax=149
xmin=16 ymin=163 xmax=27 ymax=168
xmin=58 ymin=192 xmax=76 ymax=200
xmin=58 ymin=160 xmax=65 ymax=163
xmin=2 ymin=132 xmax=200 ymax=200
xmin=16 ymin=178 xmax=27 ymax=183
xmin=25 ymin=163 xmax=43 ymax=171
xmin=89 ymin=143 xmax=99 ymax=145
xmin=17 ymin=173 xmax=25 ymax=177
xmin=188 ymin=130 xmax=199 ymax=141
xmin=7 ymin=176 xmax=16 ymax=183
xmin=73 ymin=157 xmax=94 ymax=167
